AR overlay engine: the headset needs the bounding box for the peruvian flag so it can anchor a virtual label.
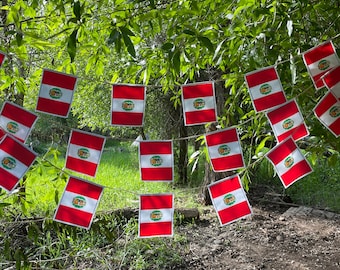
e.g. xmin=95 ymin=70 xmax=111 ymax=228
xmin=266 ymin=137 xmax=313 ymax=188
xmin=0 ymin=51 xmax=6 ymax=67
xmin=302 ymin=41 xmax=340 ymax=90
xmin=245 ymin=66 xmax=287 ymax=112
xmin=208 ymin=175 xmax=252 ymax=226
xmin=205 ymin=128 xmax=244 ymax=172
xmin=139 ymin=140 xmax=173 ymax=182
xmin=266 ymin=99 xmax=309 ymax=143
xmin=0 ymin=102 xmax=38 ymax=143
xmin=36 ymin=69 xmax=78 ymax=117
xmin=54 ymin=176 xmax=104 ymax=229
xmin=314 ymin=91 xmax=340 ymax=137
xmin=181 ymin=81 xmax=217 ymax=126
xmin=0 ymin=135 xmax=37 ymax=192
xmin=139 ymin=194 xmax=174 ymax=238
xmin=111 ymin=84 xmax=146 ymax=126
xmin=322 ymin=66 xmax=340 ymax=99
xmin=65 ymin=129 xmax=106 ymax=177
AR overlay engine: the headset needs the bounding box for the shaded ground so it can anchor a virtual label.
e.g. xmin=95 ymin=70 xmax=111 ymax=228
xmin=177 ymin=202 xmax=340 ymax=270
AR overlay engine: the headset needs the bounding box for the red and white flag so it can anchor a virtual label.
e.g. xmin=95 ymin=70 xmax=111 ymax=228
xmin=266 ymin=99 xmax=309 ymax=143
xmin=181 ymin=81 xmax=217 ymax=126
xmin=111 ymin=84 xmax=146 ymax=126
xmin=266 ymin=137 xmax=313 ymax=188
xmin=139 ymin=194 xmax=174 ymax=238
xmin=0 ymin=51 xmax=6 ymax=67
xmin=65 ymin=129 xmax=106 ymax=177
xmin=54 ymin=176 xmax=104 ymax=229
xmin=302 ymin=41 xmax=340 ymax=90
xmin=139 ymin=140 xmax=173 ymax=182
xmin=208 ymin=175 xmax=252 ymax=226
xmin=205 ymin=128 xmax=244 ymax=172
xmin=0 ymin=102 xmax=38 ymax=143
xmin=322 ymin=66 xmax=340 ymax=99
xmin=36 ymin=69 xmax=78 ymax=117
xmin=0 ymin=135 xmax=37 ymax=192
xmin=245 ymin=66 xmax=287 ymax=112
xmin=314 ymin=91 xmax=340 ymax=137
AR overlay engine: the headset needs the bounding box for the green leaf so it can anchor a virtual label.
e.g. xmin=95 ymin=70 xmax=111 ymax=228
xmin=255 ymin=136 xmax=271 ymax=156
xmin=121 ymin=31 xmax=136 ymax=58
xmin=183 ymin=29 xmax=196 ymax=36
xmin=198 ymin=36 xmax=214 ymax=52
xmin=67 ymin=29 xmax=78 ymax=62
xmin=161 ymin=42 xmax=174 ymax=52
xmin=120 ymin=26 xmax=135 ymax=37
xmin=107 ymin=28 xmax=120 ymax=45
xmin=172 ymin=49 xmax=181 ymax=75
xmin=16 ymin=32 xmax=23 ymax=46
xmin=73 ymin=1 xmax=81 ymax=21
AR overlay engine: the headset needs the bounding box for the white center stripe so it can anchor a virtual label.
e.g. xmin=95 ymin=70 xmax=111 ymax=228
xmin=249 ymin=79 xmax=283 ymax=100
xmin=0 ymin=149 xmax=28 ymax=178
xmin=213 ymin=188 xmax=245 ymax=212
xmin=272 ymin=112 xmax=302 ymax=134
xmin=275 ymin=149 xmax=305 ymax=175
xmin=183 ymin=96 xmax=215 ymax=112
xmin=208 ymin=141 xmax=241 ymax=158
xmin=39 ymin=84 xmax=74 ymax=103
xmin=112 ymin=98 xmax=145 ymax=113
xmin=307 ymin=54 xmax=340 ymax=77
xmin=61 ymin=191 xmax=98 ymax=214
xmin=140 ymin=208 xmax=173 ymax=223
xmin=0 ymin=116 xmax=30 ymax=141
xmin=140 ymin=154 xmax=173 ymax=168
xmin=67 ymin=144 xmax=101 ymax=163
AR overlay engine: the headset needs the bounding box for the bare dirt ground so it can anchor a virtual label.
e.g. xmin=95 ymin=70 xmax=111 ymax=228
xmin=176 ymin=201 xmax=340 ymax=270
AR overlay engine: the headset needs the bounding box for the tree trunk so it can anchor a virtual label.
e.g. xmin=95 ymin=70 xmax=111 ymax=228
xmin=178 ymin=115 xmax=188 ymax=185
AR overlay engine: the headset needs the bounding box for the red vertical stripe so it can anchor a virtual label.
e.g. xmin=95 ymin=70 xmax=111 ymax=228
xmin=209 ymin=176 xmax=241 ymax=199
xmin=185 ymin=109 xmax=216 ymax=125
xmin=112 ymin=85 xmax=145 ymax=99
xmin=267 ymin=138 xmax=296 ymax=165
xmin=267 ymin=100 xmax=298 ymax=125
xmin=70 ymin=130 xmax=105 ymax=150
xmin=66 ymin=177 xmax=103 ymax=200
xmin=323 ymin=66 xmax=340 ymax=89
xmin=140 ymin=141 xmax=172 ymax=155
xmin=66 ymin=157 xmax=98 ymax=177
xmin=0 ymin=168 xmax=21 ymax=191
xmin=253 ymin=92 xmax=287 ymax=112
xmin=211 ymin=155 xmax=244 ymax=172
xmin=182 ymin=82 xmax=214 ymax=99
xmin=0 ymin=136 xmax=36 ymax=166
xmin=303 ymin=42 xmax=335 ymax=65
xmin=42 ymin=70 xmax=77 ymax=90
xmin=140 ymin=194 xmax=173 ymax=210
xmin=329 ymin=121 xmax=340 ymax=136
xmin=218 ymin=201 xmax=251 ymax=225
xmin=139 ymin=221 xmax=172 ymax=237
xmin=54 ymin=205 xmax=93 ymax=228
xmin=111 ymin=111 xmax=144 ymax=126
xmin=281 ymin=160 xmax=312 ymax=187
xmin=245 ymin=67 xmax=278 ymax=88
xmin=205 ymin=128 xmax=238 ymax=146
xmin=141 ymin=168 xmax=173 ymax=181
xmin=1 ymin=102 xmax=37 ymax=127
xmin=0 ymin=53 xmax=5 ymax=65
xmin=36 ymin=97 xmax=71 ymax=117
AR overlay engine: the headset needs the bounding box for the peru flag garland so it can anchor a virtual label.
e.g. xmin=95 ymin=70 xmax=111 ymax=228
xmin=205 ymin=128 xmax=244 ymax=172
xmin=208 ymin=175 xmax=252 ymax=226
xmin=181 ymin=81 xmax=217 ymax=126
xmin=36 ymin=69 xmax=78 ymax=117
xmin=302 ymin=41 xmax=340 ymax=90
xmin=0 ymin=135 xmax=37 ymax=192
xmin=139 ymin=140 xmax=173 ymax=182
xmin=266 ymin=137 xmax=313 ymax=188
xmin=65 ymin=129 xmax=106 ymax=177
xmin=139 ymin=194 xmax=174 ymax=238
xmin=0 ymin=102 xmax=38 ymax=143
xmin=245 ymin=66 xmax=287 ymax=112
xmin=266 ymin=99 xmax=309 ymax=143
xmin=54 ymin=176 xmax=104 ymax=229
xmin=111 ymin=84 xmax=146 ymax=127
xmin=314 ymin=91 xmax=340 ymax=137
xmin=322 ymin=66 xmax=340 ymax=99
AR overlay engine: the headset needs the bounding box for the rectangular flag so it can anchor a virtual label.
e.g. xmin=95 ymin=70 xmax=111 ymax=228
xmin=0 ymin=51 xmax=6 ymax=67
xmin=322 ymin=66 xmax=340 ymax=99
xmin=266 ymin=137 xmax=313 ymax=188
xmin=0 ymin=135 xmax=37 ymax=192
xmin=208 ymin=175 xmax=252 ymax=226
xmin=266 ymin=99 xmax=309 ymax=143
xmin=0 ymin=102 xmax=38 ymax=143
xmin=314 ymin=91 xmax=340 ymax=137
xmin=139 ymin=140 xmax=173 ymax=182
xmin=65 ymin=129 xmax=106 ymax=177
xmin=36 ymin=69 xmax=78 ymax=117
xmin=54 ymin=176 xmax=104 ymax=229
xmin=181 ymin=81 xmax=217 ymax=126
xmin=205 ymin=128 xmax=244 ymax=172
xmin=111 ymin=84 xmax=146 ymax=126
xmin=139 ymin=194 xmax=174 ymax=238
xmin=302 ymin=41 xmax=340 ymax=90
xmin=245 ymin=66 xmax=287 ymax=112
